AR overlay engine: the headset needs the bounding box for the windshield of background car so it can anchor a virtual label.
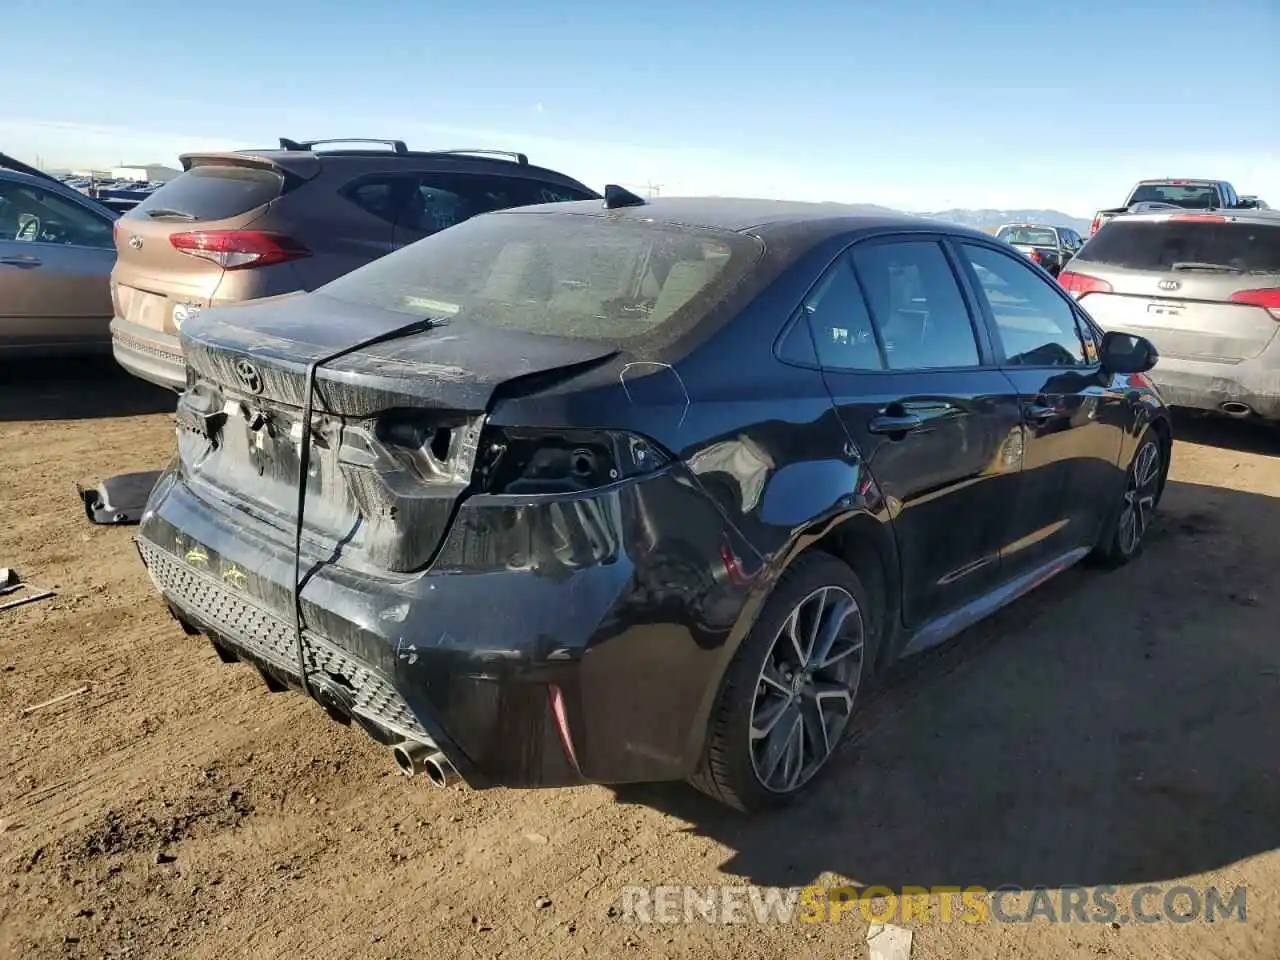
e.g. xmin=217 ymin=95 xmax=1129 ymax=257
xmin=998 ymin=226 xmax=1058 ymax=246
xmin=1074 ymin=219 xmax=1280 ymax=273
xmin=315 ymin=211 xmax=763 ymax=342
xmin=129 ymin=163 xmax=284 ymax=222
xmin=1127 ymin=183 xmax=1218 ymax=209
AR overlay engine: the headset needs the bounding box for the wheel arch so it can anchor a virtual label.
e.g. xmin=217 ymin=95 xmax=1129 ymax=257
xmin=685 ymin=506 xmax=902 ymax=770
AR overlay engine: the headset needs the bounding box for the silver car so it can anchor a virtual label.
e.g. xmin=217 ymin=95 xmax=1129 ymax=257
xmin=1060 ymin=209 xmax=1280 ymax=421
xmin=0 ymin=154 xmax=118 ymax=357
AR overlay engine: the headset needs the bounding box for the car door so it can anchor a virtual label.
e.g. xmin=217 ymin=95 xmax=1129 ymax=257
xmin=952 ymin=239 xmax=1130 ymax=576
xmin=0 ymin=180 xmax=115 ymax=348
xmin=801 ymin=236 xmax=1025 ymax=630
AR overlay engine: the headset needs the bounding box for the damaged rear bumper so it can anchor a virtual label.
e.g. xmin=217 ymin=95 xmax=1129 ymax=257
xmin=136 ymin=464 xmax=760 ymax=789
xmin=1149 ymin=354 xmax=1280 ymax=421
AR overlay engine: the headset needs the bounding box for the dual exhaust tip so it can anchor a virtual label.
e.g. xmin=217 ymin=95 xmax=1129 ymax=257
xmin=392 ymin=741 xmax=460 ymax=788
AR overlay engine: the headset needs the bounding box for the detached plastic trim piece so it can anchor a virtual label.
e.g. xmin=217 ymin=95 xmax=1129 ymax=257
xmin=77 ymin=470 xmax=165 ymax=525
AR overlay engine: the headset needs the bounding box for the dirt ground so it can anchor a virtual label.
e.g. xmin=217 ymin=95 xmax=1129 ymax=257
xmin=2 ymin=358 xmax=1277 ymax=960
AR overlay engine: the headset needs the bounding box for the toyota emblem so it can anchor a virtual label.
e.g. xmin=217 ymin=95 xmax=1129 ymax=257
xmin=128 ymin=235 xmax=143 ymax=250
xmin=233 ymin=358 xmax=264 ymax=395
xmin=1157 ymin=279 xmax=1181 ymax=291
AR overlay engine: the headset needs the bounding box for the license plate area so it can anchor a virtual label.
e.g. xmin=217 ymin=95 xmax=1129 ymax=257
xmin=1146 ymin=301 xmax=1185 ymax=318
xmin=124 ymin=288 xmax=171 ymax=331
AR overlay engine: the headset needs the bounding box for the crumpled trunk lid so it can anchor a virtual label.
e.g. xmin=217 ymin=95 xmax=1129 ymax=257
xmin=174 ymin=292 xmax=617 ymax=572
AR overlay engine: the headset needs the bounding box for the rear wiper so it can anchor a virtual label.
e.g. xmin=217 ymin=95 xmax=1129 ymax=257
xmin=1170 ymin=261 xmax=1240 ymax=273
xmin=144 ymin=208 xmax=197 ymax=220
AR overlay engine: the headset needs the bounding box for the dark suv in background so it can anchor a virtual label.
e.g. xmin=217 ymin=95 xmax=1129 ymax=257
xmin=109 ymin=138 xmax=599 ymax=390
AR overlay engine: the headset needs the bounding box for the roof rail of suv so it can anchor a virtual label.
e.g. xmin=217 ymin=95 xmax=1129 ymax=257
xmin=278 ymin=138 xmax=409 ymax=154
xmin=273 ymin=140 xmax=532 ymax=167
xmin=0 ymin=151 xmax=62 ymax=185
xmin=426 ymin=148 xmax=529 ymax=166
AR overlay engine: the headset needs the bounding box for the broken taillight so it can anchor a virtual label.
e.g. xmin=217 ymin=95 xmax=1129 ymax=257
xmin=475 ymin=428 xmax=671 ymax=495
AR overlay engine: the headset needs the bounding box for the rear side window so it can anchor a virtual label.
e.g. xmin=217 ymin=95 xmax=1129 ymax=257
xmin=849 ymin=240 xmax=981 ymax=370
xmin=1075 ymin=219 xmax=1280 ymax=273
xmin=398 ymin=173 xmax=595 ymax=236
xmin=343 ymin=178 xmax=403 ymax=225
xmin=131 ymin=164 xmax=283 ymax=222
xmin=794 ymin=256 xmax=883 ymax=370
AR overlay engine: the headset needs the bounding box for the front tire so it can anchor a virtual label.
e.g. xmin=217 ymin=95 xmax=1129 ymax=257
xmin=692 ymin=552 xmax=874 ymax=812
xmin=1092 ymin=425 xmax=1164 ymax=567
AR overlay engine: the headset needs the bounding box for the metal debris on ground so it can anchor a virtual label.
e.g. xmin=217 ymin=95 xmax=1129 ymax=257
xmin=0 ymin=567 xmax=56 ymax=610
xmin=20 ymin=686 xmax=90 ymax=717
xmin=0 ymin=588 xmax=55 ymax=612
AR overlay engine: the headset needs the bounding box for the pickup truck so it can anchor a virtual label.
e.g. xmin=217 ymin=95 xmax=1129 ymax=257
xmin=1088 ymin=179 xmax=1260 ymax=236
xmin=994 ymin=223 xmax=1084 ymax=277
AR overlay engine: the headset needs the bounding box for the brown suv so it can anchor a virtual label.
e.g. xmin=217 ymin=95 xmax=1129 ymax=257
xmin=110 ymin=138 xmax=599 ymax=390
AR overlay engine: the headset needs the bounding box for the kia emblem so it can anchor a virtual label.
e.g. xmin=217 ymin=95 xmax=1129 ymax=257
xmin=1157 ymin=279 xmax=1181 ymax=291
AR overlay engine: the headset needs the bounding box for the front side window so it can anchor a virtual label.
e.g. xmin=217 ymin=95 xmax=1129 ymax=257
xmin=849 ymin=240 xmax=981 ymax=370
xmin=960 ymin=243 xmax=1089 ymax=367
xmin=0 ymin=182 xmax=113 ymax=248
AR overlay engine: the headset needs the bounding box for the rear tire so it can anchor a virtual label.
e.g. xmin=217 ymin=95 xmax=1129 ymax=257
xmin=692 ymin=552 xmax=875 ymax=812
xmin=1091 ymin=425 xmax=1164 ymax=568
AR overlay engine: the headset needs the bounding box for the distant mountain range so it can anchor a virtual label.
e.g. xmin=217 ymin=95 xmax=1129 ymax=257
xmin=803 ymin=200 xmax=1092 ymax=235
xmin=919 ymin=208 xmax=1093 ymax=235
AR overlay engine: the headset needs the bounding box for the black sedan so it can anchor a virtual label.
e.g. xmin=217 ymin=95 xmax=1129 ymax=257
xmin=135 ymin=193 xmax=1170 ymax=811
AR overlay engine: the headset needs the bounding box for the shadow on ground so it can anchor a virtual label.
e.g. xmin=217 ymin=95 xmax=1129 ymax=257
xmin=0 ymin=356 xmax=175 ymax=422
xmin=614 ymin=479 xmax=1280 ymax=892
xmin=1171 ymin=408 xmax=1279 ymax=456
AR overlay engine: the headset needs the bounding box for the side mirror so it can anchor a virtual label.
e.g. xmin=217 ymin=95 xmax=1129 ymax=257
xmin=1099 ymin=331 xmax=1158 ymax=374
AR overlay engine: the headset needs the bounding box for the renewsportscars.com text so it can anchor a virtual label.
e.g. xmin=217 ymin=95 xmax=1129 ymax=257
xmin=617 ymin=884 xmax=1248 ymax=925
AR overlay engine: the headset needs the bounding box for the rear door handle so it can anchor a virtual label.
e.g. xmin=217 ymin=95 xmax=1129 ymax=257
xmin=868 ymin=413 xmax=925 ymax=436
xmin=0 ymin=255 xmax=41 ymax=266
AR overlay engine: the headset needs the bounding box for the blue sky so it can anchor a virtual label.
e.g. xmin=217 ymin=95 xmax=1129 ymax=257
xmin=2 ymin=0 xmax=1276 ymax=216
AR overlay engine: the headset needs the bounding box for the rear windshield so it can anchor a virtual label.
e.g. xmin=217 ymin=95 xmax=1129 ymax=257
xmin=1127 ymin=183 xmax=1219 ymax=209
xmin=997 ymin=226 xmax=1058 ymax=246
xmin=315 ymin=211 xmax=762 ymax=342
xmin=1075 ymin=219 xmax=1280 ymax=274
xmin=129 ymin=163 xmax=283 ymax=222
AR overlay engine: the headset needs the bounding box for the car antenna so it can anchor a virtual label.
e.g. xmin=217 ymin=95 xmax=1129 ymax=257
xmin=603 ymin=184 xmax=646 ymax=209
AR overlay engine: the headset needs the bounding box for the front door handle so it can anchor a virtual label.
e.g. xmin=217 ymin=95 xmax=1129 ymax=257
xmin=1022 ymin=403 xmax=1058 ymax=423
xmin=0 ymin=255 xmax=41 ymax=267
xmin=868 ymin=413 xmax=925 ymax=436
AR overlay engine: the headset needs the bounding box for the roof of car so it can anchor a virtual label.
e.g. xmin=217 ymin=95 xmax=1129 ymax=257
xmin=497 ymin=196 xmax=991 ymax=244
xmin=180 ymin=146 xmax=595 ymax=189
